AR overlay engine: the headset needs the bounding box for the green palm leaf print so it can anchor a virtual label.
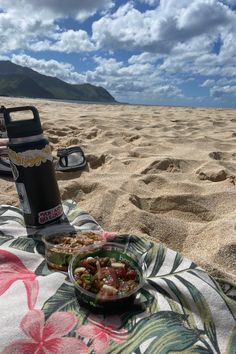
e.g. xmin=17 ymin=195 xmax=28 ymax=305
xmin=109 ymin=311 xmax=201 ymax=354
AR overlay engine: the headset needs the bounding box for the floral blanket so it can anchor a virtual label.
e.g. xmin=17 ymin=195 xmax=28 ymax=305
xmin=0 ymin=200 xmax=235 ymax=354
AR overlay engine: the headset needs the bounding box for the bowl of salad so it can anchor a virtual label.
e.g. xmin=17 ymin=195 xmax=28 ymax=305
xmin=43 ymin=230 xmax=105 ymax=271
xmin=68 ymin=242 xmax=144 ymax=312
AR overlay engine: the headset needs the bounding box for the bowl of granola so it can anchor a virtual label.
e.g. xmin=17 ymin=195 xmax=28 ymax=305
xmin=43 ymin=230 xmax=105 ymax=271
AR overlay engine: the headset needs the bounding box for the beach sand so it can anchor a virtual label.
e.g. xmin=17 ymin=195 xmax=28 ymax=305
xmin=1 ymin=96 xmax=236 ymax=283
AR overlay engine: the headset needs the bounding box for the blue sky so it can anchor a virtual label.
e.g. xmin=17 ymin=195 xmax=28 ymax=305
xmin=0 ymin=0 xmax=236 ymax=107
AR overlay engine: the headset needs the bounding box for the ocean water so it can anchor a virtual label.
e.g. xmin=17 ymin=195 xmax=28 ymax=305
xmin=37 ymin=97 xmax=124 ymax=106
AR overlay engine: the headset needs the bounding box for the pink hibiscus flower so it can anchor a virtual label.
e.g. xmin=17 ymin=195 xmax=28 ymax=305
xmin=77 ymin=315 xmax=128 ymax=354
xmin=0 ymin=249 xmax=39 ymax=309
xmin=2 ymin=309 xmax=89 ymax=354
xmin=101 ymin=231 xmax=116 ymax=241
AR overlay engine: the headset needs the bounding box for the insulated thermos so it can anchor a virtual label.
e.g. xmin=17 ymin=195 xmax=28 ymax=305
xmin=3 ymin=106 xmax=64 ymax=227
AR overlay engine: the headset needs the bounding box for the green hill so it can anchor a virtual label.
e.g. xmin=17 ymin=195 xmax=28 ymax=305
xmin=0 ymin=60 xmax=116 ymax=103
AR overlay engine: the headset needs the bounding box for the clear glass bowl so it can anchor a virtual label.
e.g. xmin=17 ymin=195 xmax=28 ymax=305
xmin=42 ymin=230 xmax=105 ymax=271
xmin=68 ymin=242 xmax=144 ymax=313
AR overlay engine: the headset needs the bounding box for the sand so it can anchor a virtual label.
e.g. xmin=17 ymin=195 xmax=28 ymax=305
xmin=0 ymin=96 xmax=236 ymax=283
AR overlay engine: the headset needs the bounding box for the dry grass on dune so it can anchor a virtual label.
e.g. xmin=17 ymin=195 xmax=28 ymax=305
xmin=1 ymin=96 xmax=236 ymax=283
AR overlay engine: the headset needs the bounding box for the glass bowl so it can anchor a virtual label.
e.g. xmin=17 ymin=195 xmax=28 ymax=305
xmin=68 ymin=242 xmax=144 ymax=313
xmin=42 ymin=230 xmax=105 ymax=271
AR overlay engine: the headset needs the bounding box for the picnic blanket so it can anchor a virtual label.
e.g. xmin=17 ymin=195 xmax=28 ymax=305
xmin=0 ymin=200 xmax=235 ymax=354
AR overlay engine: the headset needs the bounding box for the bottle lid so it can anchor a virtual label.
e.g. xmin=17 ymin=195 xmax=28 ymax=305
xmin=3 ymin=106 xmax=43 ymax=138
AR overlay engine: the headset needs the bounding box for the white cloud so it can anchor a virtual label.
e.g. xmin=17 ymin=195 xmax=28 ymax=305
xmin=159 ymin=27 xmax=236 ymax=80
xmin=0 ymin=11 xmax=58 ymax=53
xmin=11 ymin=54 xmax=85 ymax=84
xmin=159 ymin=35 xmax=215 ymax=72
xmin=92 ymin=3 xmax=174 ymax=53
xmin=0 ymin=54 xmax=9 ymax=60
xmin=0 ymin=1 xmax=109 ymax=54
xmin=92 ymin=0 xmax=236 ymax=55
xmin=0 ymin=12 xmax=95 ymax=54
xmin=210 ymin=85 xmax=236 ymax=97
xmin=216 ymin=78 xmax=236 ymax=85
xmin=153 ymin=85 xmax=183 ymax=98
xmin=85 ymin=56 xmax=184 ymax=104
xmin=128 ymin=52 xmax=161 ymax=64
xmin=1 ymin=0 xmax=235 ymax=59
xmin=137 ymin=0 xmax=159 ymax=5
xmin=49 ymin=30 xmax=96 ymax=53
xmin=220 ymin=0 xmax=236 ymax=6
xmin=201 ymin=77 xmax=236 ymax=100
xmin=0 ymin=0 xmax=114 ymax=21
xmin=177 ymin=0 xmax=233 ymax=35
xmin=201 ymin=79 xmax=215 ymax=87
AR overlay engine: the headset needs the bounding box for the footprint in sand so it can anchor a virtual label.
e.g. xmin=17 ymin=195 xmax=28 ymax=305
xmin=197 ymin=169 xmax=228 ymax=182
xmin=123 ymin=134 xmax=140 ymax=143
xmin=60 ymin=181 xmax=80 ymax=200
xmin=215 ymin=243 xmax=236 ymax=272
xmin=141 ymin=174 xmax=167 ymax=186
xmin=87 ymin=154 xmax=106 ymax=169
xmin=68 ymin=125 xmax=79 ymax=130
xmin=208 ymin=151 xmax=236 ymax=160
xmin=128 ymin=151 xmax=140 ymax=158
xmin=209 ymin=151 xmax=224 ymax=160
xmin=141 ymin=158 xmax=186 ymax=174
xmin=129 ymin=194 xmax=214 ymax=222
xmin=85 ymin=129 xmax=99 ymax=139
xmin=196 ymin=159 xmax=233 ymax=182
xmin=48 ymin=136 xmax=59 ymax=144
xmin=67 ymin=137 xmax=81 ymax=145
xmin=134 ymin=126 xmax=145 ymax=131
xmin=59 ymin=179 xmax=98 ymax=197
xmin=213 ymin=121 xmax=225 ymax=127
xmin=47 ymin=128 xmax=69 ymax=137
xmin=79 ymin=182 xmax=99 ymax=194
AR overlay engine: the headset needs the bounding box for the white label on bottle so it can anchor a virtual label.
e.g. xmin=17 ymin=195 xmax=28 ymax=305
xmin=16 ymin=183 xmax=31 ymax=214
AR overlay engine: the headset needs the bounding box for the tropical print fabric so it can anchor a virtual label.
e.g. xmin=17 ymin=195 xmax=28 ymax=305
xmin=0 ymin=200 xmax=235 ymax=354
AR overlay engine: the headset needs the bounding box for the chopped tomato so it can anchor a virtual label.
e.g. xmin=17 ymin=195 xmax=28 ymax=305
xmin=115 ymin=267 xmax=126 ymax=278
xmin=126 ymin=270 xmax=136 ymax=280
xmin=79 ymin=260 xmax=90 ymax=268
xmin=99 ymin=267 xmax=118 ymax=287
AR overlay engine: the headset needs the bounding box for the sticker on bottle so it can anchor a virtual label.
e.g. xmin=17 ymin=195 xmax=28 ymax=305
xmin=16 ymin=183 xmax=31 ymax=214
xmin=38 ymin=204 xmax=64 ymax=224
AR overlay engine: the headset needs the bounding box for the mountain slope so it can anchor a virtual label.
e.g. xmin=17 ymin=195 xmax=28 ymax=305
xmin=0 ymin=61 xmax=116 ymax=102
xmin=0 ymin=74 xmax=54 ymax=99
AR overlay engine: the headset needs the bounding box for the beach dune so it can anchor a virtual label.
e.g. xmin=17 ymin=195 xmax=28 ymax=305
xmin=0 ymin=96 xmax=236 ymax=282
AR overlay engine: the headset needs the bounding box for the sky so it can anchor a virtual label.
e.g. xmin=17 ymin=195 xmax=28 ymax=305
xmin=0 ymin=0 xmax=236 ymax=107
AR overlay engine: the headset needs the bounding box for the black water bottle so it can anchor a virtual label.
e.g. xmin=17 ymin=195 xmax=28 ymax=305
xmin=4 ymin=106 xmax=64 ymax=228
